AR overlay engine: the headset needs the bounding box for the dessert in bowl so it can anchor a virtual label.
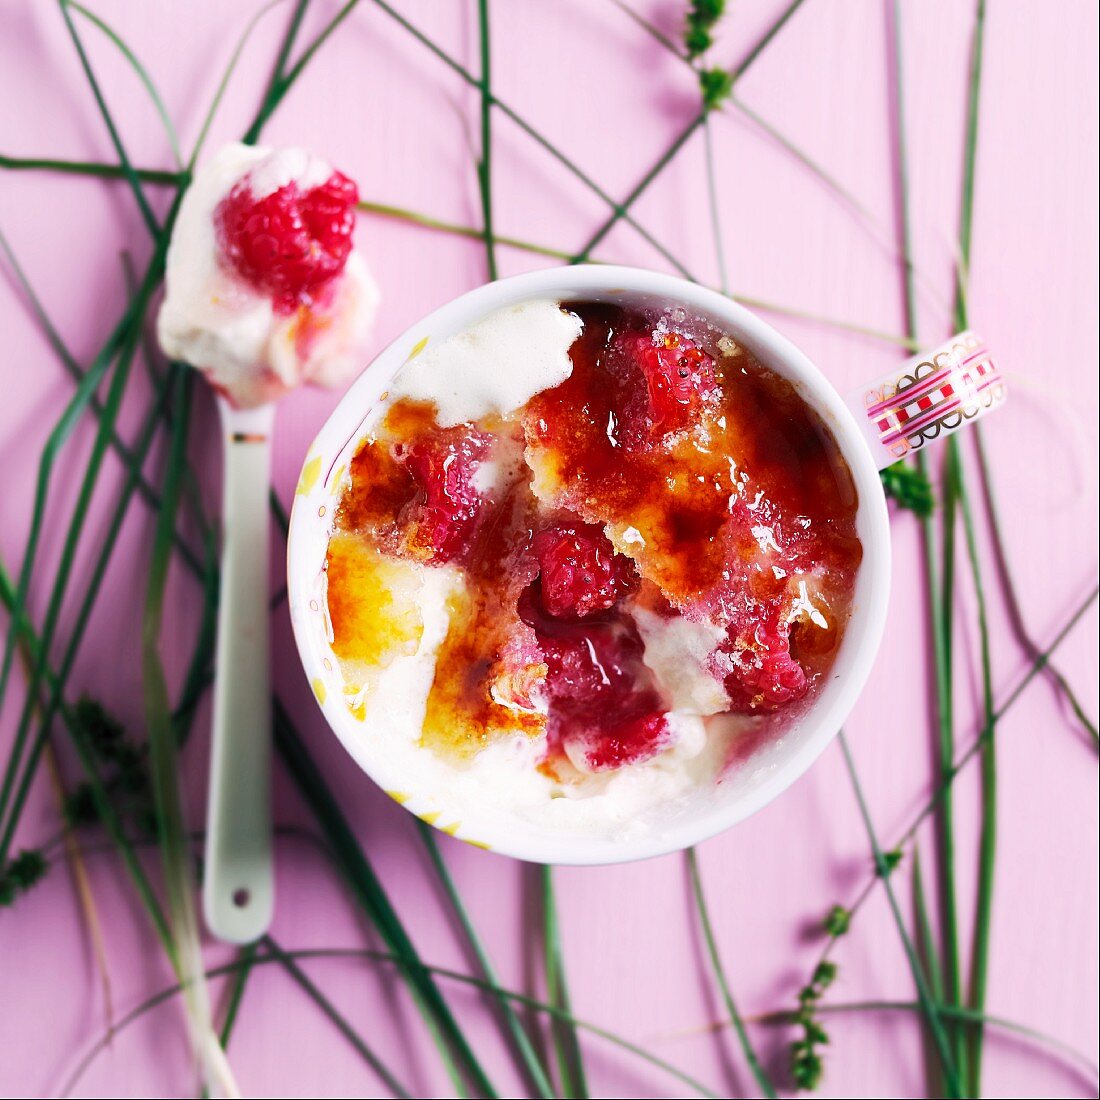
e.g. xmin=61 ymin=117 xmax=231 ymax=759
xmin=288 ymin=267 xmax=890 ymax=863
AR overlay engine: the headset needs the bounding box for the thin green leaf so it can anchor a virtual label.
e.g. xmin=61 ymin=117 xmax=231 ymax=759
xmin=273 ymin=700 xmax=495 ymax=1098
xmin=838 ymin=732 xmax=961 ymax=1098
xmin=57 ymin=0 xmax=160 ymax=235
xmin=190 ymin=0 xmax=289 ymax=168
xmin=0 ymin=560 xmax=177 ymax=961
xmin=418 ymin=824 xmax=555 ymax=1099
xmin=475 ymin=0 xmax=498 ymax=280
xmin=542 ymin=866 xmax=588 ymax=1098
xmin=67 ymin=1 xmax=183 ymax=167
xmin=62 ymin=946 xmax=722 ymax=1100
xmin=0 ymin=152 xmax=180 ymax=183
xmin=142 ymin=369 xmax=235 ymax=1095
xmin=570 ymin=0 xmax=808 ymax=262
xmin=687 ymin=849 xmax=776 ymax=1098
xmin=219 ymin=943 xmax=257 ymax=1049
xmin=262 ymin=935 xmax=411 ymax=1097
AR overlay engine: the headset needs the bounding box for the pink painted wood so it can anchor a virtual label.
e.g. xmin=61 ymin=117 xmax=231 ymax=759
xmin=1 ymin=2 xmax=1096 ymax=1096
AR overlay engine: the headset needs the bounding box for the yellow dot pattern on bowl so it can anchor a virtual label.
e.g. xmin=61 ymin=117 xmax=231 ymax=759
xmin=297 ymin=454 xmax=323 ymax=496
xmin=311 ymin=678 xmax=327 ymax=705
xmin=408 ymin=335 xmax=429 ymax=360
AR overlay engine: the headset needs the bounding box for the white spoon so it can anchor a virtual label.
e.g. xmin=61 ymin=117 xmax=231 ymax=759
xmin=203 ymin=396 xmax=275 ymax=943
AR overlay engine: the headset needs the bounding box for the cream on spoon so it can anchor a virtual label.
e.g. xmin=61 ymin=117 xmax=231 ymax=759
xmin=158 ymin=142 xmax=377 ymax=942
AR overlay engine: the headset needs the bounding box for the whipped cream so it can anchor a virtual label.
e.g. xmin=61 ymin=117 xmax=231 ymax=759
xmin=158 ymin=142 xmax=378 ymax=409
xmin=388 ymin=301 xmax=583 ymax=425
xmin=331 ymin=302 xmax=750 ymax=839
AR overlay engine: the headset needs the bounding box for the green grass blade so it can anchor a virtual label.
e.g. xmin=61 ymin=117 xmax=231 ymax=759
xmin=0 ymin=225 xmax=204 ymax=574
xmin=57 ymin=0 xmax=160 ymax=235
xmin=141 ymin=369 xmax=234 ymax=1094
xmin=0 ymin=152 xmax=180 ymax=183
xmin=0 ymin=561 xmax=176 ymax=963
xmin=240 ymin=0 xmax=310 ymax=145
xmin=218 ymin=943 xmax=257 ymax=1048
xmin=62 ymin=945 xmax=723 ymax=1100
xmin=262 ymin=934 xmax=412 ymax=1097
xmin=0 ymin=308 xmax=143 ymax=854
xmin=190 ymin=0 xmax=289 ymax=168
xmin=418 ymin=824 xmax=555 ymax=1098
xmin=272 ymin=700 xmax=494 ymax=1097
xmin=66 ymin=1 xmax=183 ymax=167
xmin=570 ymin=0 xmax=808 ymax=262
xmin=542 ymin=865 xmax=588 ymax=1098
xmin=687 ymin=849 xmax=776 ymax=1098
xmin=0 ymin=295 xmax=131 ymax=723
xmin=912 ymin=850 xmax=945 ymax=1097
xmin=0 ymin=239 xmax=179 ymax=865
xmin=248 ymin=1 xmax=360 ymax=142
xmin=752 ymin=999 xmax=1100 ymax=1087
xmin=838 ymin=732 xmax=962 ymax=1097
xmin=475 ymin=0 xmax=498 ymax=281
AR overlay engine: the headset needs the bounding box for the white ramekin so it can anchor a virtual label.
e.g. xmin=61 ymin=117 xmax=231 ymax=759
xmin=287 ymin=266 xmax=891 ymax=864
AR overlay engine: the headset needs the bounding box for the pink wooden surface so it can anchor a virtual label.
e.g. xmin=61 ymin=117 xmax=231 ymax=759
xmin=1 ymin=2 xmax=1097 ymax=1097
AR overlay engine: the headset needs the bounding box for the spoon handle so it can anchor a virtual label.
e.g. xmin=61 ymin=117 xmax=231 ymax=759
xmin=204 ymin=399 xmax=276 ymax=943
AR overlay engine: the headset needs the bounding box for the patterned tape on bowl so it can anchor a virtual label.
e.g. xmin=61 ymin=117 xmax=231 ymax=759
xmin=847 ymin=331 xmax=1006 ymax=469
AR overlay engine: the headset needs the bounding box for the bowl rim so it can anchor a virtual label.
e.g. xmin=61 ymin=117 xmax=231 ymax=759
xmin=287 ymin=264 xmax=891 ymax=864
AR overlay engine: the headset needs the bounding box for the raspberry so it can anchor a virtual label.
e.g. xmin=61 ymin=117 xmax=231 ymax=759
xmin=397 ymin=430 xmax=489 ymax=564
xmin=533 ymin=522 xmax=637 ymax=619
xmin=216 ymin=170 xmax=358 ymax=312
xmin=719 ymin=603 xmax=808 ymax=713
xmin=616 ymin=330 xmax=717 ymax=436
xmin=581 ymin=711 xmax=670 ymax=771
xmin=524 ymin=609 xmax=670 ymax=771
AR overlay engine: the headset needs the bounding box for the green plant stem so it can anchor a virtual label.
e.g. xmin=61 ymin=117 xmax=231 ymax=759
xmin=937 ymin=438 xmax=968 ymax=1085
xmin=273 ymin=700 xmax=494 ymax=1098
xmin=542 ymin=866 xmax=588 ymax=1098
xmin=364 ymin=0 xmax=693 ymax=278
xmin=141 ymin=368 xmax=228 ymax=1094
xmin=241 ymin=0 xmax=315 ymax=142
xmin=2 ymin=153 xmax=918 ymax=350
xmin=190 ymin=0 xmax=290 ymax=168
xmin=889 ymin=2 xmax=969 ymax=1080
xmin=702 ymin=116 xmax=729 ymax=294
xmin=0 ymin=296 xmax=134 ymax=724
xmin=744 ymin=1001 xmax=1099 ymax=1087
xmin=418 ymin=824 xmax=554 ymax=1099
xmin=570 ymin=0 xmax=809 ymax=263
xmin=837 ymin=733 xmax=962 ymax=1097
xmin=954 ymin=4 xmax=995 ymax=1092
xmin=0 ymin=243 xmax=177 ymax=867
xmin=262 ymin=935 xmax=411 ymax=1097
xmin=66 ymin=1 xmax=183 ymax=167
xmin=62 ymin=946 xmax=721 ymax=1100
xmin=0 ymin=561 xmax=176 ymax=963
xmin=971 ymin=429 xmax=1097 ymax=742
xmin=58 ymin=0 xmax=159 ymax=236
xmin=811 ymin=583 xmax=1098 ymax=981
xmin=475 ymin=0 xmax=497 ymax=281
xmin=0 ymin=226 xmax=205 ymax=574
xmin=687 ymin=849 xmax=776 ymax=1098
xmin=219 ymin=943 xmax=257 ymax=1048
xmin=0 ymin=152 xmax=181 ymax=183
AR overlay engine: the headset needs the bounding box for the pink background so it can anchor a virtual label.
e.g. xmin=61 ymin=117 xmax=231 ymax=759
xmin=1 ymin=1 xmax=1097 ymax=1097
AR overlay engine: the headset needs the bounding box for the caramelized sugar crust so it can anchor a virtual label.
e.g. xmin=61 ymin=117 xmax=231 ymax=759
xmin=327 ymin=303 xmax=862 ymax=772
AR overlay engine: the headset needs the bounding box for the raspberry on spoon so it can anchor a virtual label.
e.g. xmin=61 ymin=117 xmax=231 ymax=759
xmin=216 ymin=170 xmax=359 ymax=313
